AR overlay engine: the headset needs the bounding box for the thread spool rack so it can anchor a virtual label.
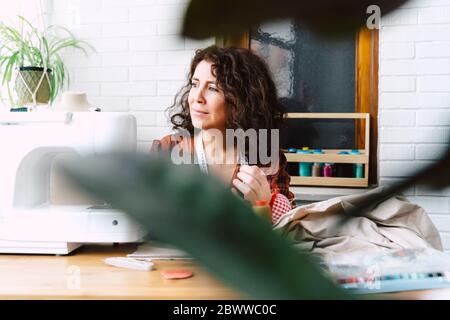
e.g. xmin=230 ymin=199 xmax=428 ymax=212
xmin=284 ymin=113 xmax=370 ymax=188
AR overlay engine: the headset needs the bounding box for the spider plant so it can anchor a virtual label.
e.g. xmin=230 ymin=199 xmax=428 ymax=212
xmin=0 ymin=16 xmax=93 ymax=106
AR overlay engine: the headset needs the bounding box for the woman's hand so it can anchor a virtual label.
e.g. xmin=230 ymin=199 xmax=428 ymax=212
xmin=232 ymin=165 xmax=272 ymax=204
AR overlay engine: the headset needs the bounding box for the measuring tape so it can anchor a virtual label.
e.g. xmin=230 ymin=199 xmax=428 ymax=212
xmin=194 ymin=130 xmax=248 ymax=175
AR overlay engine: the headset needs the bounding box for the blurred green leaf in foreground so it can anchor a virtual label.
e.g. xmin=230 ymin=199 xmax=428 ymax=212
xmin=182 ymin=0 xmax=410 ymax=39
xmin=59 ymin=153 xmax=351 ymax=300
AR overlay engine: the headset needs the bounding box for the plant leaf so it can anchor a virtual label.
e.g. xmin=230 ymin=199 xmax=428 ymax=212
xmin=2 ymin=52 xmax=18 ymax=85
xmin=59 ymin=153 xmax=352 ymax=300
xmin=182 ymin=0 xmax=410 ymax=39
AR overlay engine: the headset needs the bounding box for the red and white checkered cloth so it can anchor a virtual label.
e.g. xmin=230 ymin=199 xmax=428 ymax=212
xmin=270 ymin=193 xmax=292 ymax=224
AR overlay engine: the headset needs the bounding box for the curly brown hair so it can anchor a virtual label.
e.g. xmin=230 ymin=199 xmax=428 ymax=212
xmin=168 ymin=45 xmax=286 ymax=134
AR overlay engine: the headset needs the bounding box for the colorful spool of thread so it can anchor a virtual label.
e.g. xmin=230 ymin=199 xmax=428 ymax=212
xmin=297 ymin=149 xmax=312 ymax=176
xmin=350 ymin=150 xmax=364 ymax=178
xmin=10 ymin=107 xmax=28 ymax=112
xmin=312 ymin=163 xmax=322 ymax=177
xmin=323 ymin=163 xmax=333 ymax=177
xmin=312 ymin=150 xmax=324 ymax=177
xmin=355 ymin=164 xmax=364 ymax=178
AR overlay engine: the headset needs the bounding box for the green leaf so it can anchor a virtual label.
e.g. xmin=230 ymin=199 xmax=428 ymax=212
xmin=6 ymin=81 xmax=15 ymax=106
xmin=59 ymin=153 xmax=352 ymax=300
xmin=41 ymin=36 xmax=50 ymax=67
xmin=49 ymin=58 xmax=66 ymax=103
xmin=50 ymin=38 xmax=87 ymax=57
xmin=0 ymin=55 xmax=10 ymax=70
xmin=0 ymin=25 xmax=22 ymax=44
xmin=2 ymin=52 xmax=18 ymax=85
xmin=182 ymin=0 xmax=410 ymax=39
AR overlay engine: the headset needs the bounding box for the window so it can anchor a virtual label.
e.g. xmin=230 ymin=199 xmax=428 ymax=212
xmin=223 ymin=22 xmax=379 ymax=185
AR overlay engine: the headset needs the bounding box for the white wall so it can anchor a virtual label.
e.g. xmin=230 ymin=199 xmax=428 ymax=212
xmin=43 ymin=0 xmax=214 ymax=152
xmin=0 ymin=0 xmax=45 ymax=27
xmin=379 ymin=0 xmax=450 ymax=249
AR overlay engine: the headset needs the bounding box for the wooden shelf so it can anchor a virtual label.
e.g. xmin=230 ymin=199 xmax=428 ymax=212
xmin=284 ymin=151 xmax=368 ymax=164
xmin=286 ymin=112 xmax=368 ymax=119
xmin=286 ymin=113 xmax=370 ymax=188
xmin=290 ymin=176 xmax=369 ymax=188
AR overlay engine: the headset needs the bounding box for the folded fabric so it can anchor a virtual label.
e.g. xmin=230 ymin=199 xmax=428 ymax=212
xmin=274 ymin=186 xmax=443 ymax=256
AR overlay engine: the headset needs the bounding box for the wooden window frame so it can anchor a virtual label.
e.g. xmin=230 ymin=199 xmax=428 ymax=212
xmin=221 ymin=27 xmax=379 ymax=185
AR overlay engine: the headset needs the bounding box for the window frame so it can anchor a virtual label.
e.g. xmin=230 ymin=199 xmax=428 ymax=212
xmin=221 ymin=27 xmax=379 ymax=185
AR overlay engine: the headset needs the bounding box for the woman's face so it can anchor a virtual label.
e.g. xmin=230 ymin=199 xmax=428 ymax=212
xmin=188 ymin=60 xmax=227 ymax=132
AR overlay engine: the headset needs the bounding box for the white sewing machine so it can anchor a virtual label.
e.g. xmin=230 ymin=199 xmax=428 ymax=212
xmin=0 ymin=112 xmax=147 ymax=255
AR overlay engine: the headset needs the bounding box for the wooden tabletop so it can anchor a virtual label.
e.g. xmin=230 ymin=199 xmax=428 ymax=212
xmin=0 ymin=244 xmax=241 ymax=300
xmin=1 ymin=244 xmax=449 ymax=300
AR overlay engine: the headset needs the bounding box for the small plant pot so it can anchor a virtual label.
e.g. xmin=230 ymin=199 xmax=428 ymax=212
xmin=14 ymin=66 xmax=52 ymax=105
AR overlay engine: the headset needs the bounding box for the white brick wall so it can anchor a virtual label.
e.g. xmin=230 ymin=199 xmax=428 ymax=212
xmin=380 ymin=0 xmax=450 ymax=248
xmin=44 ymin=0 xmax=214 ymax=152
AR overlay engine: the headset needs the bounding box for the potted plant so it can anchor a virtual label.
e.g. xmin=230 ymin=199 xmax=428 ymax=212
xmin=0 ymin=16 xmax=93 ymax=108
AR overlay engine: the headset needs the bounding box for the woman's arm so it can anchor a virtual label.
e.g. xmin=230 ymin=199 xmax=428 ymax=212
xmin=149 ymin=134 xmax=177 ymax=156
xmin=233 ymin=153 xmax=296 ymax=225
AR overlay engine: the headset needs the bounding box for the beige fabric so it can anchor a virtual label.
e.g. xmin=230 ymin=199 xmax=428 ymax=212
xmin=275 ymin=187 xmax=443 ymax=255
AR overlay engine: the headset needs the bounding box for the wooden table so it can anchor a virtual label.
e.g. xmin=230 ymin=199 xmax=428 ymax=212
xmin=0 ymin=244 xmax=240 ymax=300
xmin=0 ymin=244 xmax=449 ymax=300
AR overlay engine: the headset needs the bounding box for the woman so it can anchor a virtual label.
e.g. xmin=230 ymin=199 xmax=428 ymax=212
xmin=151 ymin=45 xmax=295 ymax=224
